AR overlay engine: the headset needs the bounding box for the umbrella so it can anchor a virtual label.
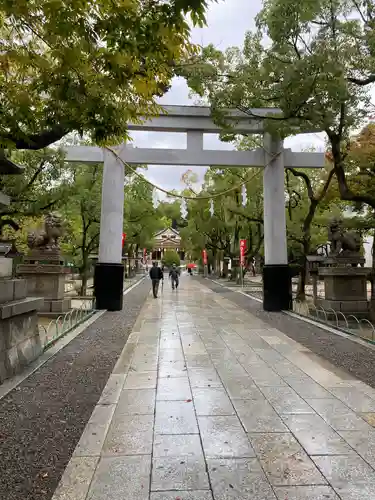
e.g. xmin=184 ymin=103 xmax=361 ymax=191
xmin=187 ymin=263 xmax=197 ymax=269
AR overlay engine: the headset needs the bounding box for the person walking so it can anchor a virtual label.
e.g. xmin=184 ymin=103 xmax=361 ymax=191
xmin=149 ymin=262 xmax=163 ymax=298
xmin=169 ymin=264 xmax=180 ymax=290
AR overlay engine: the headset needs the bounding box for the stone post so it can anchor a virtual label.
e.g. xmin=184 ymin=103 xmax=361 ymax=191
xmin=262 ymin=133 xmax=292 ymax=311
xmin=94 ymin=149 xmax=125 ymax=311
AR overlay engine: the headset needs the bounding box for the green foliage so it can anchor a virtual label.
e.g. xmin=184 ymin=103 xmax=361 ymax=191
xmin=0 ymin=148 xmax=74 ymax=251
xmin=60 ymin=163 xmax=102 ymax=292
xmin=181 ymin=0 xmax=375 ymax=208
xmin=123 ymin=172 xmax=164 ymax=257
xmin=1 ymin=0 xmax=209 ymax=150
xmin=162 ymin=249 xmax=181 ymax=267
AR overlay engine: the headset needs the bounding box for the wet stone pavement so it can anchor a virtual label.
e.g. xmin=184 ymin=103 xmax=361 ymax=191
xmin=53 ymin=278 xmax=375 ymax=500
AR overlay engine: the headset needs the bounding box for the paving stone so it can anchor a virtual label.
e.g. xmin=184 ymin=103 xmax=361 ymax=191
xmin=248 ymin=433 xmax=326 ymax=486
xmin=158 ymin=361 xmax=187 ymax=378
xmin=115 ymin=389 xmax=156 ymax=415
xmin=155 ymin=400 xmax=198 ymax=434
xmin=102 ymin=414 xmax=154 ymax=455
xmin=284 ymin=380 xmax=333 ymax=399
xmin=157 ymin=377 xmax=192 ymax=401
xmin=306 ymin=398 xmax=371 ymax=431
xmin=273 ymin=486 xmax=340 ymax=499
xmin=150 ymin=492 xmax=213 ymax=500
xmin=253 ymin=348 xmax=286 ymax=365
xmin=232 ymin=399 xmax=288 ymax=432
xmin=188 ymin=368 xmax=223 ymax=388
xmin=339 ymin=428 xmax=375 ymax=468
xmin=282 ymin=414 xmax=354 ymax=455
xmin=216 ymin=363 xmax=249 ymax=379
xmin=198 ymin=416 xmax=256 ymax=458
xmin=329 ymin=387 xmax=375 ymax=412
xmin=52 ymin=457 xmax=99 ymax=500
xmin=151 ymin=456 xmax=209 ymax=491
xmin=207 ymin=457 xmax=276 ymax=499
xmin=97 ymin=374 xmax=126 ymax=405
xmin=333 ymin=483 xmax=375 ymax=500
xmin=153 ymin=434 xmax=204 ymax=458
xmin=86 ymin=455 xmax=151 ymax=500
xmin=74 ymin=409 xmax=114 ymax=457
xmin=245 ymin=367 xmax=287 ymax=387
xmin=87 ymin=404 xmax=116 ymax=426
xmin=185 ymin=354 xmax=214 ymax=368
xmin=159 ymin=348 xmax=185 ymax=362
xmin=272 ymin=362 xmax=311 ymax=379
xmin=130 ymin=358 xmax=158 ymax=372
xmin=112 ymin=342 xmax=137 ymax=374
xmin=123 ymin=371 xmax=157 ymax=389
xmin=360 ymin=412 xmax=375 ymax=427
xmin=160 ymin=336 xmax=182 ymax=349
xmin=223 ymin=377 xmax=265 ymax=400
xmin=192 ymin=387 xmax=235 ymax=416
xmin=260 ymin=386 xmax=315 ymax=414
xmin=312 ymin=455 xmax=375 ymax=486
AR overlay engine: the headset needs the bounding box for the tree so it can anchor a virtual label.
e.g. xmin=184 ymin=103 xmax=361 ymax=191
xmin=61 ymin=163 xmax=102 ymax=295
xmin=1 ymin=0 xmax=208 ymax=150
xmin=178 ymin=165 xmax=265 ymax=278
xmin=181 ymin=0 xmax=375 ymax=210
xmin=284 ymin=163 xmax=337 ymax=300
xmin=123 ymin=173 xmax=163 ymax=274
xmin=0 ymin=148 xmax=73 ymax=251
xmin=162 ymin=249 xmax=181 ymax=267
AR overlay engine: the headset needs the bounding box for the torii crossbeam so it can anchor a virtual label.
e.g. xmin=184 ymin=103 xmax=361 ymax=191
xmin=64 ymin=105 xmax=325 ymax=312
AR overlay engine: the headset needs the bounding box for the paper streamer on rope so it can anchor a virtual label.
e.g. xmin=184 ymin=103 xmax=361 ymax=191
xmin=152 ymin=189 xmax=159 ymax=209
xmin=209 ymin=199 xmax=214 ymax=216
xmin=180 ymin=198 xmax=188 ymax=219
xmin=242 ymin=184 xmax=247 ymax=207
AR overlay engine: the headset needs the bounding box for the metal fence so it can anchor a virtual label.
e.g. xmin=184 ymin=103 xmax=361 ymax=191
xmin=292 ymin=300 xmax=375 ymax=344
xmin=39 ymin=299 xmax=96 ymax=350
xmin=39 ymin=274 xmax=143 ymax=350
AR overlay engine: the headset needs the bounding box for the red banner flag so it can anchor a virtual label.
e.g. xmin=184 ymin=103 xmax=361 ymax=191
xmin=122 ymin=233 xmax=126 ymax=247
xmin=240 ymin=239 xmax=246 ymax=267
xmin=202 ymin=249 xmax=208 ymax=265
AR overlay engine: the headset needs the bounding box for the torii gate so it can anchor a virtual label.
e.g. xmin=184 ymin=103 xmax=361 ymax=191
xmin=64 ymin=105 xmax=324 ymax=312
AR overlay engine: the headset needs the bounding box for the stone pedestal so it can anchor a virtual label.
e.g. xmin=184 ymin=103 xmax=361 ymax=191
xmin=317 ymin=266 xmax=370 ymax=317
xmin=17 ymin=250 xmax=71 ymax=318
xmin=0 ymin=278 xmax=43 ymax=383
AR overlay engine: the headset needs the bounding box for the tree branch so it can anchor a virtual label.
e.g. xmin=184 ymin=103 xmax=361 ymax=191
xmin=348 ymin=75 xmax=375 ymax=86
xmin=287 ymin=168 xmax=315 ymax=199
xmin=20 ymin=159 xmax=47 ymax=193
xmin=227 ymin=207 xmax=264 ymax=224
xmin=2 ymin=124 xmax=70 ymax=150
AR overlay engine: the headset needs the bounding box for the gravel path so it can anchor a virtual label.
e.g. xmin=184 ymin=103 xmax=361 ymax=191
xmin=200 ymin=277 xmax=375 ymax=389
xmin=0 ymin=279 xmax=150 ymax=500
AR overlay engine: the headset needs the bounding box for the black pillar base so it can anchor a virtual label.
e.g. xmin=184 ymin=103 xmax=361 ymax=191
xmin=94 ymin=263 xmax=124 ymax=311
xmin=263 ymin=264 xmax=292 ymax=312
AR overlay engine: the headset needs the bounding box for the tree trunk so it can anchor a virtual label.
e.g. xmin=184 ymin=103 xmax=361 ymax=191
xmin=296 ymin=257 xmax=307 ymax=302
xmin=222 ymin=259 xmax=229 ymax=278
xmin=80 ymin=254 xmax=89 ymax=296
xmin=370 ymin=227 xmax=375 ymax=321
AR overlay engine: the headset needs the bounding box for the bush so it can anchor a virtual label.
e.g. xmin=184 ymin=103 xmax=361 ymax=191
xmin=162 ymin=250 xmax=180 ymax=267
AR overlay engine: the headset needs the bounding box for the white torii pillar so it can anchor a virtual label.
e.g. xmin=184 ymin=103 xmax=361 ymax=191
xmin=263 ymin=133 xmax=291 ymax=311
xmin=95 ymin=149 xmax=125 ymax=311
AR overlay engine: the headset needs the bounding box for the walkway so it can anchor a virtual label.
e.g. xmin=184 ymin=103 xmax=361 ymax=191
xmin=53 ymin=277 xmax=375 ymax=500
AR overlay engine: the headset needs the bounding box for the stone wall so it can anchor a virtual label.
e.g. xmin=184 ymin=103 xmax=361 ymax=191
xmin=0 ymin=311 xmax=41 ymax=382
xmin=0 ymin=279 xmax=43 ymax=383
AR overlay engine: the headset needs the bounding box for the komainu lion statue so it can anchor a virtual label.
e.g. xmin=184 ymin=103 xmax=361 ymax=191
xmin=27 ymin=212 xmax=64 ymax=250
xmin=328 ymin=217 xmax=361 ymax=256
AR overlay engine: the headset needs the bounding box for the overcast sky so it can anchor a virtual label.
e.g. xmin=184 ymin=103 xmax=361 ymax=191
xmin=129 ymin=0 xmax=326 ymax=198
